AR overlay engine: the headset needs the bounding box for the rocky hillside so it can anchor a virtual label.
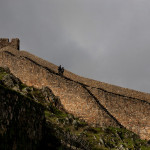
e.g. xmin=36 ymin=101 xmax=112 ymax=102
xmin=0 ymin=67 xmax=150 ymax=150
xmin=0 ymin=67 xmax=62 ymax=150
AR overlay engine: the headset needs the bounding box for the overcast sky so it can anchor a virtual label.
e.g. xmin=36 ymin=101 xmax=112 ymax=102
xmin=1 ymin=0 xmax=150 ymax=93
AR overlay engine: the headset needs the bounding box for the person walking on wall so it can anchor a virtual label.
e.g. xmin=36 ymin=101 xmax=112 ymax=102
xmin=58 ymin=65 xmax=64 ymax=76
xmin=61 ymin=67 xmax=64 ymax=75
xmin=58 ymin=65 xmax=62 ymax=75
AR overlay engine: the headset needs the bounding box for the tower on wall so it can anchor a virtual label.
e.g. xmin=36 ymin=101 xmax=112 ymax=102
xmin=0 ymin=38 xmax=20 ymax=50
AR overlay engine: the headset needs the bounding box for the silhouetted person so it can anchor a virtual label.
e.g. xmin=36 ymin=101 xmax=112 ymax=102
xmin=61 ymin=67 xmax=64 ymax=75
xmin=58 ymin=65 xmax=64 ymax=76
xmin=58 ymin=65 xmax=62 ymax=75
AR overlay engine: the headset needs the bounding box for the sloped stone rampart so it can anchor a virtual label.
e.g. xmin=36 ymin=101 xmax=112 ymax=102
xmin=0 ymin=47 xmax=150 ymax=140
xmin=1 ymin=47 xmax=150 ymax=102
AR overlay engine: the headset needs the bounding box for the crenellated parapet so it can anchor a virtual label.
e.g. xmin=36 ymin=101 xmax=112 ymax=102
xmin=0 ymin=38 xmax=20 ymax=50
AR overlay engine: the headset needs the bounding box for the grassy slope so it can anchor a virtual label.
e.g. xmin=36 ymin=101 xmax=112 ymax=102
xmin=44 ymin=105 xmax=150 ymax=150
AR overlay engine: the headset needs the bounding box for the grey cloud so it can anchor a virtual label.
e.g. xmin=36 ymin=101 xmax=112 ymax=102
xmin=0 ymin=0 xmax=150 ymax=92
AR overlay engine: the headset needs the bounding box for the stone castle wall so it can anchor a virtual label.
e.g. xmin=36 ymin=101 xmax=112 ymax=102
xmin=0 ymin=38 xmax=20 ymax=50
xmin=0 ymin=46 xmax=150 ymax=140
xmin=88 ymin=87 xmax=150 ymax=140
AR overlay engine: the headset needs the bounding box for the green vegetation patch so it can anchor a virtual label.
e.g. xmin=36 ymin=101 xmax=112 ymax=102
xmin=0 ymin=68 xmax=7 ymax=80
xmin=43 ymin=104 xmax=150 ymax=149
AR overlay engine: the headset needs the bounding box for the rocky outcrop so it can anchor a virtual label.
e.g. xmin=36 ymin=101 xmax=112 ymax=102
xmin=0 ymin=85 xmax=45 ymax=150
xmin=0 ymin=69 xmax=63 ymax=150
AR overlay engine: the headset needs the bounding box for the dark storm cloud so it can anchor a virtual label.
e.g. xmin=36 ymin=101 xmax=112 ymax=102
xmin=1 ymin=0 xmax=150 ymax=92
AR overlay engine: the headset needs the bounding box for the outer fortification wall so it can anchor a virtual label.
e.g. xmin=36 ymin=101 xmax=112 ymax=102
xmin=0 ymin=38 xmax=20 ymax=50
xmin=0 ymin=46 xmax=150 ymax=140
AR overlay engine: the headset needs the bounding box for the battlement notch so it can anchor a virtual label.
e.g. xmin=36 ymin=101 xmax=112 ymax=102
xmin=0 ymin=38 xmax=20 ymax=50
